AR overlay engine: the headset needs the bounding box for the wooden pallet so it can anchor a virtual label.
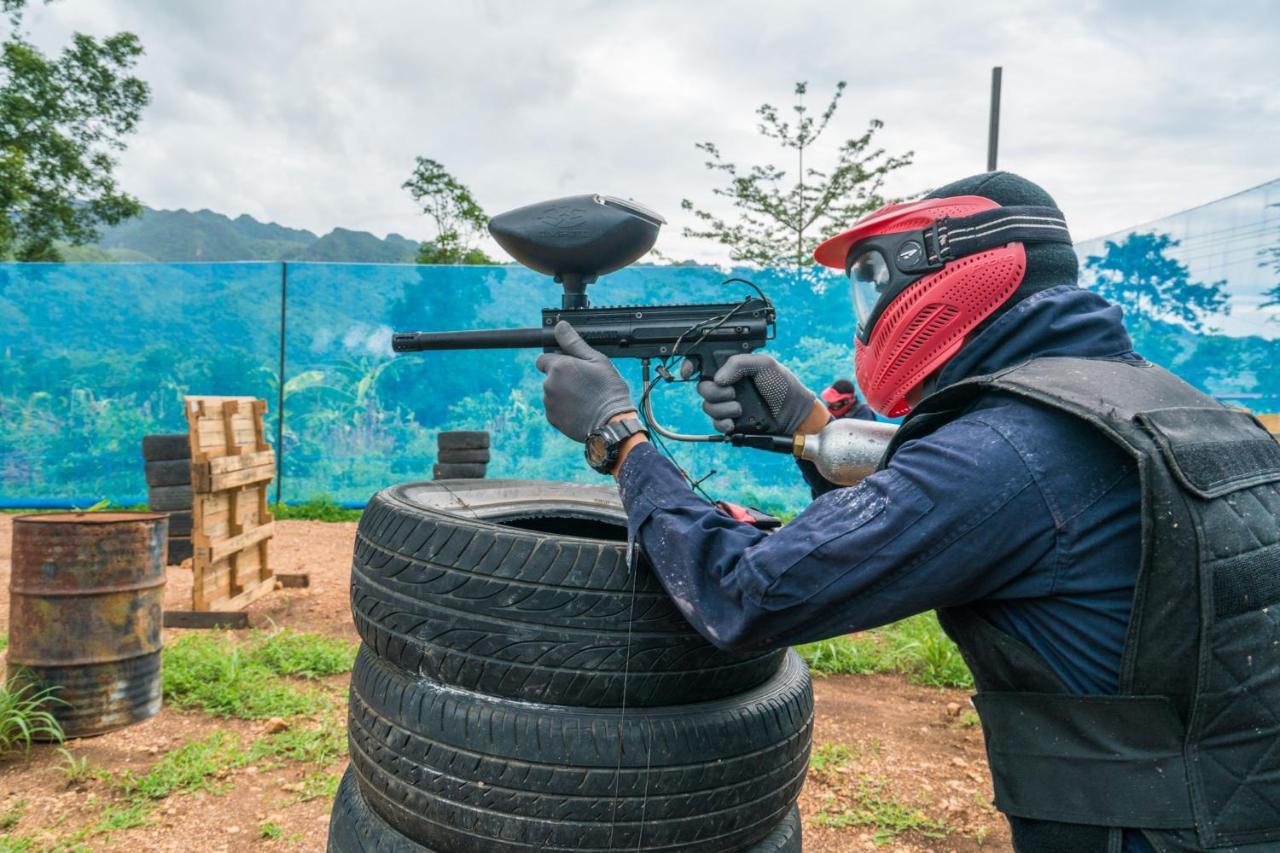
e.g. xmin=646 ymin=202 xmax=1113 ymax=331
xmin=184 ymin=396 xmax=276 ymax=611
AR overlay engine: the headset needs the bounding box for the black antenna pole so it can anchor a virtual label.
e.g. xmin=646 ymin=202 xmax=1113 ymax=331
xmin=987 ymin=66 xmax=1003 ymax=171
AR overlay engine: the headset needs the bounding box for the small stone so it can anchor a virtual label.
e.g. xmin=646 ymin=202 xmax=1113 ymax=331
xmin=227 ymin=826 xmax=240 ymax=835
xmin=950 ymin=756 xmax=968 ymax=768
xmin=945 ymin=702 xmax=963 ymax=717
xmin=264 ymin=717 xmax=289 ymax=734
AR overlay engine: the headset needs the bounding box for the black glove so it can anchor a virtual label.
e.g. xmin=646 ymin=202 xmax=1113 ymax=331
xmin=535 ymin=321 xmax=636 ymax=442
xmin=682 ymin=353 xmax=817 ymax=435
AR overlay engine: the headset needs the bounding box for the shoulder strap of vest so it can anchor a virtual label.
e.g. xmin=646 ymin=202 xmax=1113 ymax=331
xmin=922 ymin=356 xmax=1280 ymax=497
xmin=885 ymin=356 xmax=1194 ymax=463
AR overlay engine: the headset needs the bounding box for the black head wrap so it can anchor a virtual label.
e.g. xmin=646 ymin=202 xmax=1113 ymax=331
xmin=925 ymin=171 xmax=1079 ymax=327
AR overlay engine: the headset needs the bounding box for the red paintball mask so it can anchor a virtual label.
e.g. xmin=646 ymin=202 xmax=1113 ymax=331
xmin=814 ymin=196 xmax=1072 ymax=417
xmin=820 ymin=384 xmax=857 ymax=417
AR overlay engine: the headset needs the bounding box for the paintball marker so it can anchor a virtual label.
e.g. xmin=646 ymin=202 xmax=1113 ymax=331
xmin=392 ymin=193 xmax=895 ymax=484
xmin=393 ymin=194 xmax=790 ymax=449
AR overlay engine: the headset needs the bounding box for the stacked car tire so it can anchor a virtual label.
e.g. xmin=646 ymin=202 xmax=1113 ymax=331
xmin=433 ymin=430 xmax=489 ymax=480
xmin=142 ymin=433 xmax=193 ymax=564
xmin=329 ymin=479 xmax=811 ymax=853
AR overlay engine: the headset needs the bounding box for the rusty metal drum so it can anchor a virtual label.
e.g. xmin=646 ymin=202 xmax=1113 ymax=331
xmin=8 ymin=512 xmax=166 ymax=738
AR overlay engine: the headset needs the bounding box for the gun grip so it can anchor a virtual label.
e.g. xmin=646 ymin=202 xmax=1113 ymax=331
xmin=708 ymin=349 xmax=784 ymax=435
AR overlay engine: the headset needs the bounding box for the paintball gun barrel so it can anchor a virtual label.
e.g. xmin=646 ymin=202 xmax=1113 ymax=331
xmin=392 ymin=297 xmax=773 ymax=364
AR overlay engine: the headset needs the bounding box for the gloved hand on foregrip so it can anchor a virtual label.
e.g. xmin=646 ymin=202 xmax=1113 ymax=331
xmin=681 ymin=353 xmax=817 ymax=435
xmin=535 ymin=321 xmax=636 ymax=442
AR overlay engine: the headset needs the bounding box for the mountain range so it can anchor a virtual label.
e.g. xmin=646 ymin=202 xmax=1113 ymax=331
xmin=59 ymin=207 xmax=420 ymax=263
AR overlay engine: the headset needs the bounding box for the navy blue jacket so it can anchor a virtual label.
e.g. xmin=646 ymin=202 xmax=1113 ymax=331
xmin=618 ymin=286 xmax=1142 ymax=696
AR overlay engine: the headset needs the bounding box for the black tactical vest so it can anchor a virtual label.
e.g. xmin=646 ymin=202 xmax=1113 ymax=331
xmin=881 ymin=356 xmax=1280 ymax=853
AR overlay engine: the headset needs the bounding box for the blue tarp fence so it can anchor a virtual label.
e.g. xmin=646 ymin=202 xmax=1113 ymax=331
xmin=2 ymin=180 xmax=1277 ymax=512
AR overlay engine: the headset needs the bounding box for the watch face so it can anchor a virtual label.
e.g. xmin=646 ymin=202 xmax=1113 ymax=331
xmin=585 ymin=434 xmax=609 ymax=467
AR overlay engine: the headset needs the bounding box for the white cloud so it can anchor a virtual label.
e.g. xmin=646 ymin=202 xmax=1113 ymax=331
xmin=19 ymin=0 xmax=1280 ymax=263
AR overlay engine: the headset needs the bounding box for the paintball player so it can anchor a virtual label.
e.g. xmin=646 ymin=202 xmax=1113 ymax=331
xmin=535 ymin=172 xmax=1280 ymax=852
xmin=820 ymin=377 xmax=875 ymax=421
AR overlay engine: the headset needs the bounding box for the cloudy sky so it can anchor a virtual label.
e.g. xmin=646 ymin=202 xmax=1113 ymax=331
xmin=22 ymin=0 xmax=1280 ymax=264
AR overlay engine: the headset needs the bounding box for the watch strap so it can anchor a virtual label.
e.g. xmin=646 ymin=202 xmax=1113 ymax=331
xmin=586 ymin=417 xmax=647 ymax=474
xmin=600 ymin=417 xmax=646 ymax=444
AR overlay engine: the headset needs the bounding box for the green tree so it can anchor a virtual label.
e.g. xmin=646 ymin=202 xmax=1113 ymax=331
xmin=403 ymin=157 xmax=493 ymax=264
xmin=0 ymin=0 xmax=150 ymax=260
xmin=1083 ymin=231 xmax=1229 ymax=333
xmin=681 ymin=81 xmax=913 ymax=273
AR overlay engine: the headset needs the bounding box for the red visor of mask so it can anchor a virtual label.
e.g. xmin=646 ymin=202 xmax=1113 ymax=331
xmin=820 ymin=386 xmax=856 ymax=416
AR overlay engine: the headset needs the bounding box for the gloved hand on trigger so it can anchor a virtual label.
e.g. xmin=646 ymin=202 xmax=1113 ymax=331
xmin=681 ymin=353 xmax=818 ymax=435
xmin=535 ymin=321 xmax=636 ymax=442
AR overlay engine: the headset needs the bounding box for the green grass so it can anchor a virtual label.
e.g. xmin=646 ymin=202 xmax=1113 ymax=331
xmin=162 ymin=629 xmax=356 ymax=720
xmin=294 ymin=769 xmax=342 ymax=803
xmin=805 ymin=741 xmax=950 ymax=845
xmin=1 ymin=795 xmax=150 ymax=850
xmin=54 ymin=749 xmax=93 ymax=785
xmin=37 ymin=720 xmax=346 ymax=846
xmin=0 ymin=673 xmax=65 ymax=753
xmin=54 ymin=630 xmax=356 ymax=843
xmin=812 ymin=779 xmax=950 ymax=846
xmin=796 ymin=635 xmax=887 ymax=677
xmin=245 ymin=630 xmax=359 ymax=679
xmin=796 ymin=612 xmax=973 ymax=689
xmin=247 ymin=718 xmax=346 ymax=768
xmin=0 ymin=800 xmax=24 ymax=832
xmin=0 ymin=838 xmax=89 ymax=853
xmin=114 ymin=733 xmax=239 ymax=800
xmin=259 ymin=821 xmax=283 ymax=840
xmin=125 ymin=723 xmax=344 ymax=794
xmin=809 ymin=743 xmax=855 ymax=773
xmin=270 ymin=496 xmax=362 ymax=522
xmin=86 ymin=803 xmax=150 ymax=836
xmin=71 ymin=736 xmax=237 ymax=845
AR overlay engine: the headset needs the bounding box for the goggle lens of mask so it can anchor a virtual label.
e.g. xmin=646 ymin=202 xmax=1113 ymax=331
xmin=848 ymin=248 xmax=891 ymax=337
xmin=844 ymin=227 xmax=944 ymax=343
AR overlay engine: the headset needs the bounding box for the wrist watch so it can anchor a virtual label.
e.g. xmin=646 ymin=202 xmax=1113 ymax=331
xmin=585 ymin=418 xmax=647 ymax=474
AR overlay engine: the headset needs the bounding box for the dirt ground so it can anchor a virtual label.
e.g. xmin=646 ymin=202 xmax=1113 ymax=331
xmin=0 ymin=515 xmax=1011 ymax=852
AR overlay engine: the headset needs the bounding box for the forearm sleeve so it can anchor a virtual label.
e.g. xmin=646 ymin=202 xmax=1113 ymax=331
xmin=617 ymin=420 xmax=1052 ymax=653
